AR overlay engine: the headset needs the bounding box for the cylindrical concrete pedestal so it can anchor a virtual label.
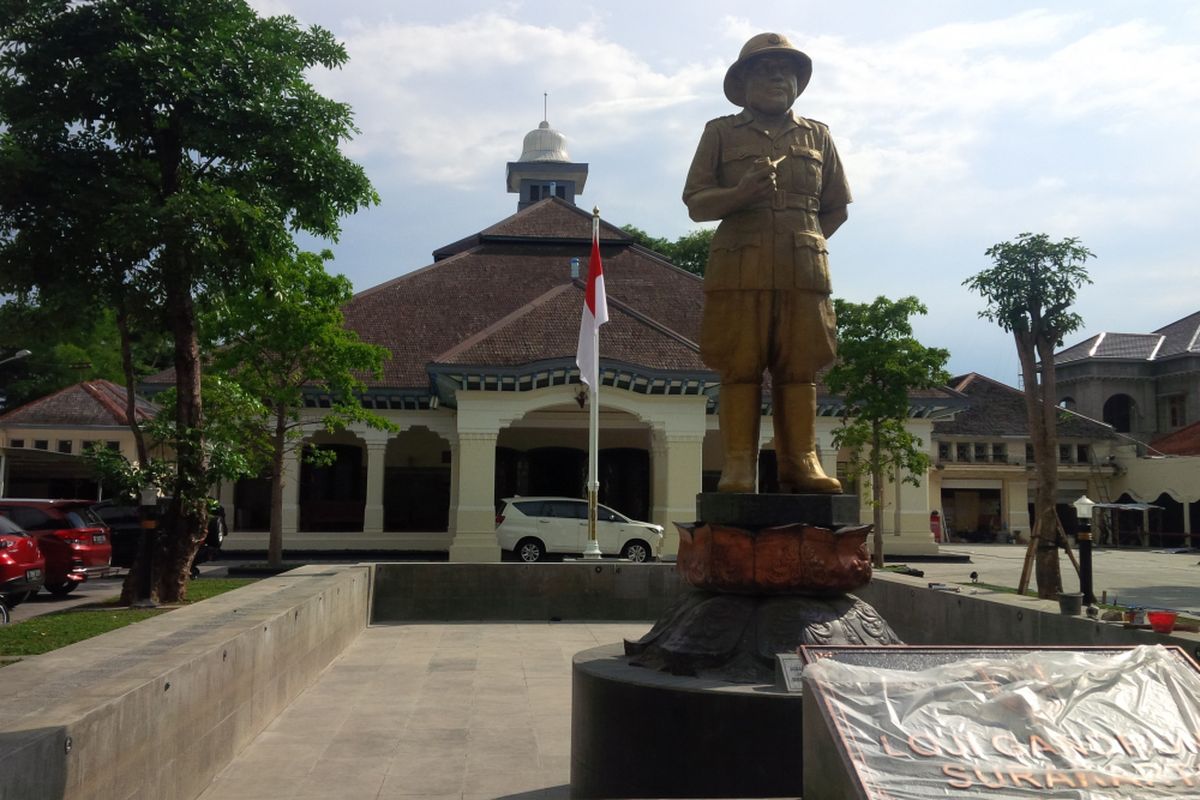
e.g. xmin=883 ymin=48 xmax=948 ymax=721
xmin=570 ymin=643 xmax=804 ymax=799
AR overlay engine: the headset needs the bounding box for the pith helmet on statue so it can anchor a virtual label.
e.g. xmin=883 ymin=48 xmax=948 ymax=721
xmin=723 ymin=32 xmax=813 ymax=107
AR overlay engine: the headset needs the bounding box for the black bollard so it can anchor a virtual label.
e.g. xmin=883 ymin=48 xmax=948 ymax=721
xmin=1078 ymin=528 xmax=1095 ymax=606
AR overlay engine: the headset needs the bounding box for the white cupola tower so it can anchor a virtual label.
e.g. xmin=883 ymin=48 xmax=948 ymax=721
xmin=506 ymin=115 xmax=588 ymax=210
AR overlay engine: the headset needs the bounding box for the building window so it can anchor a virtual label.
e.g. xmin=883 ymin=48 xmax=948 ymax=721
xmin=938 ymin=442 xmax=950 ymax=461
xmin=9 ymin=439 xmax=23 ymax=449
xmin=106 ymin=441 xmax=121 ymax=452
xmin=82 ymin=440 xmax=96 ymax=452
xmin=974 ymin=443 xmax=989 ymax=462
xmin=529 ymin=185 xmax=540 ymax=201
xmin=555 ymin=184 xmax=566 ymax=199
xmin=992 ymin=444 xmax=1007 ymax=463
xmin=956 ymin=443 xmax=970 ymax=462
xmin=33 ymin=439 xmax=48 ymax=450
xmin=1167 ymin=394 xmax=1186 ymax=428
xmin=57 ymin=441 xmax=73 ymax=454
xmin=1077 ymin=444 xmax=1090 ymax=464
xmin=1058 ymin=444 xmax=1072 ymax=463
xmin=1025 ymin=444 xmax=1035 ymax=463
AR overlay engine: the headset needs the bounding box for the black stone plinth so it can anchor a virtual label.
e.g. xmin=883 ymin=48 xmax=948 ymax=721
xmin=697 ymin=491 xmax=859 ymax=528
xmin=571 ymin=643 xmax=805 ymax=799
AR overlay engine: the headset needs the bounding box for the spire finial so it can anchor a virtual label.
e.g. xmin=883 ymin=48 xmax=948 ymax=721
xmin=543 ymin=92 xmax=548 ymax=124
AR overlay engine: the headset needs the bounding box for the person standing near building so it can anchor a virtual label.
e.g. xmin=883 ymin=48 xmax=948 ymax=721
xmin=684 ymin=32 xmax=852 ymax=494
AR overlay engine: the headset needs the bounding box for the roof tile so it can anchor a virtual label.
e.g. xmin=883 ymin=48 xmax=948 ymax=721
xmin=0 ymin=380 xmax=157 ymax=427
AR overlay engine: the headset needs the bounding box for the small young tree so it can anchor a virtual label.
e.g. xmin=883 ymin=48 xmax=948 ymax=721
xmin=826 ymin=296 xmax=950 ymax=567
xmin=211 ymin=251 xmax=394 ymax=568
xmin=86 ymin=375 xmax=270 ymax=603
xmin=964 ymin=233 xmax=1094 ymax=598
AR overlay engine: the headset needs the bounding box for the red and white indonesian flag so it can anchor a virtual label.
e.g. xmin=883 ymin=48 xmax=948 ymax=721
xmin=576 ymin=216 xmax=609 ymax=389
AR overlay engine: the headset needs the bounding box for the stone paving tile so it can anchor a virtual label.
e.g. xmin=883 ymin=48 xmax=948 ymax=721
xmin=197 ymin=622 xmax=649 ymax=800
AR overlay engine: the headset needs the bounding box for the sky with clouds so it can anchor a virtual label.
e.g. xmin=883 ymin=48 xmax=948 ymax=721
xmin=251 ymin=0 xmax=1200 ymax=386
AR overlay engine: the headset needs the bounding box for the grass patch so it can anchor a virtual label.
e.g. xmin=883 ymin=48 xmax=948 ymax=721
xmin=0 ymin=608 xmax=166 ymax=656
xmin=182 ymin=578 xmax=257 ymax=602
xmin=0 ymin=577 xmax=258 ymax=659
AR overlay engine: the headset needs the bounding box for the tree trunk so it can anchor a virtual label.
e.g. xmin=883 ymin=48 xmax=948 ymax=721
xmin=892 ymin=465 xmax=902 ymax=540
xmin=1015 ymin=328 xmax=1062 ymax=599
xmin=157 ymin=265 xmax=207 ymax=602
xmin=268 ymin=407 xmax=287 ymax=568
xmin=115 ymin=302 xmax=149 ymax=465
xmin=872 ymin=423 xmax=884 ymax=568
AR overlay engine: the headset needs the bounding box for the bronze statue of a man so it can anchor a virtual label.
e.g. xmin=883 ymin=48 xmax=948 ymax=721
xmin=684 ymin=32 xmax=850 ymax=494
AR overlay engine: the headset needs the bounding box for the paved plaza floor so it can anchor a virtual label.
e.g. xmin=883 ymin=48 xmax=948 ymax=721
xmin=177 ymin=545 xmax=1199 ymax=799
xmin=911 ymin=543 xmax=1200 ymax=616
xmin=196 ymin=622 xmax=649 ymax=800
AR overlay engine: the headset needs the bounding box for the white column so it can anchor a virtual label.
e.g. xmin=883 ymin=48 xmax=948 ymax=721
xmin=650 ymin=429 xmax=704 ymax=558
xmin=447 ymin=439 xmax=461 ymax=538
xmin=363 ymin=438 xmax=387 ymax=534
xmin=448 ymin=430 xmax=501 ymax=562
xmin=1005 ymin=476 xmax=1031 ymax=543
xmin=216 ymin=480 xmax=235 ymax=527
xmin=281 ymin=447 xmax=301 ymax=535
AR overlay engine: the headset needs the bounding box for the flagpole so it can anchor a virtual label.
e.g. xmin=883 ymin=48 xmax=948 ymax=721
xmin=583 ymin=207 xmax=603 ymax=560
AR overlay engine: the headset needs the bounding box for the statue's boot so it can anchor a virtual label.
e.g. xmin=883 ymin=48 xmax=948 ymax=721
xmin=774 ymin=383 xmax=842 ymax=494
xmin=717 ymin=383 xmax=762 ymax=493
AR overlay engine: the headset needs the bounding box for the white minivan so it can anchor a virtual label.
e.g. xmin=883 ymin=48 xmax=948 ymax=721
xmin=495 ymin=497 xmax=663 ymax=562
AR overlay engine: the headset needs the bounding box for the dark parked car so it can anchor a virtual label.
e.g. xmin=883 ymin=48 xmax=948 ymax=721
xmin=0 ymin=514 xmax=45 ymax=606
xmin=91 ymin=500 xmax=142 ymax=568
xmin=91 ymin=500 xmax=227 ymax=574
xmin=0 ymin=499 xmax=115 ymax=595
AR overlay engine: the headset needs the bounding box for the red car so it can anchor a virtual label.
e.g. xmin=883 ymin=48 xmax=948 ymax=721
xmin=0 ymin=499 xmax=115 ymax=596
xmin=0 ymin=514 xmax=45 ymax=606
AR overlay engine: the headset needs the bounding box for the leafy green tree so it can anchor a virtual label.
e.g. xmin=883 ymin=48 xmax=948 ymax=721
xmin=620 ymin=225 xmax=714 ymax=276
xmin=826 ymin=296 xmax=950 ymax=567
xmin=211 ymin=251 xmax=394 ymax=568
xmin=0 ymin=300 xmax=170 ymax=412
xmin=964 ymin=233 xmax=1094 ymax=599
xmin=0 ymin=0 xmax=377 ymax=601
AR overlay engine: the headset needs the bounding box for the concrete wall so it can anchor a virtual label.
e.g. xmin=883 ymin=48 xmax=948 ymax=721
xmin=859 ymin=572 xmax=1200 ymax=659
xmin=0 ymin=565 xmax=370 ymax=800
xmin=371 ymin=562 xmax=685 ymax=622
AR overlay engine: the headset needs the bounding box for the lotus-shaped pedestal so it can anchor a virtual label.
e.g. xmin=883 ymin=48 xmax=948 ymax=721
xmin=675 ymin=521 xmax=872 ymax=595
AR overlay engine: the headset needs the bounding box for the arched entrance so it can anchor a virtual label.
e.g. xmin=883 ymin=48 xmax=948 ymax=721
xmin=384 ymin=427 xmax=451 ymax=532
xmin=1103 ymin=394 xmax=1135 ymax=433
xmin=496 ymin=403 xmax=653 ymax=522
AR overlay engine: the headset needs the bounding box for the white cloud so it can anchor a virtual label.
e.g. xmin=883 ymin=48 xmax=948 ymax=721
xmin=307 ymin=11 xmax=723 ymax=188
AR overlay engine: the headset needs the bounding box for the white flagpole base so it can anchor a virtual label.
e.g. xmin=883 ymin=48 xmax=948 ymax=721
xmin=582 ymin=541 xmax=603 ymax=560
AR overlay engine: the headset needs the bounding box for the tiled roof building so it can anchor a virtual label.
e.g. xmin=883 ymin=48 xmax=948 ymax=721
xmin=1055 ymin=311 xmax=1200 ymax=442
xmin=928 ymin=373 xmax=1121 ymax=543
xmin=0 ymin=380 xmax=156 ymax=497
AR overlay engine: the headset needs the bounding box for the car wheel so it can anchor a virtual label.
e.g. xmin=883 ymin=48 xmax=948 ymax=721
xmin=621 ymin=540 xmax=651 ymax=562
xmin=46 ymin=581 xmax=76 ymax=597
xmin=2 ymin=591 xmax=33 ymax=608
xmin=516 ymin=537 xmax=546 ymax=563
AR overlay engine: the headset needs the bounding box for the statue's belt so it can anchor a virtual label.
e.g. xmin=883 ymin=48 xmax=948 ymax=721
xmin=753 ymin=191 xmax=820 ymax=212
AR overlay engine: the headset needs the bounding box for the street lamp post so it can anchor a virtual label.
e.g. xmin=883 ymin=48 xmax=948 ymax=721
xmin=0 ymin=349 xmax=31 ymax=368
xmin=1074 ymin=494 xmax=1096 ymax=606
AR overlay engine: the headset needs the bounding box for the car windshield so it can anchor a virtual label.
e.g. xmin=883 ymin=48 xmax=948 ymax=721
xmin=0 ymin=516 xmax=25 ymax=535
